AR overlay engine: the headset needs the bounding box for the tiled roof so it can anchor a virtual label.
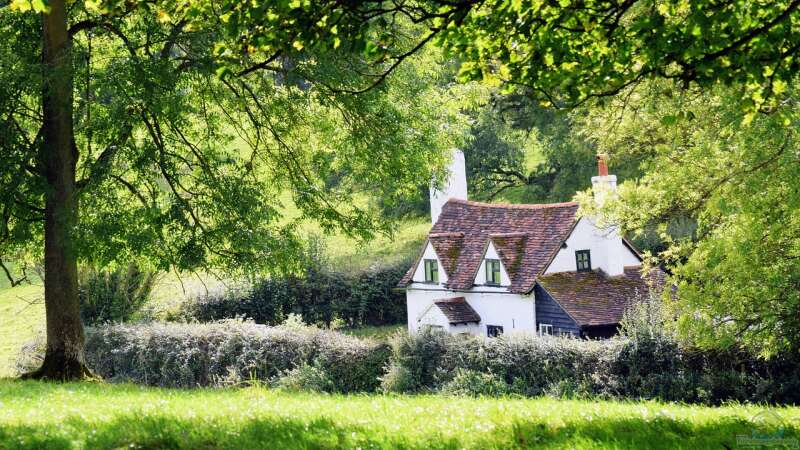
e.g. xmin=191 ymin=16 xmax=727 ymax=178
xmin=433 ymin=297 xmax=481 ymax=324
xmin=537 ymin=266 xmax=666 ymax=327
xmin=399 ymin=199 xmax=579 ymax=293
xmin=429 ymin=232 xmax=464 ymax=278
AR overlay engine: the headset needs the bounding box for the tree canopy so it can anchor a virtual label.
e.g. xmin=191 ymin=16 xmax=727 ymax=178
xmin=578 ymin=80 xmax=800 ymax=355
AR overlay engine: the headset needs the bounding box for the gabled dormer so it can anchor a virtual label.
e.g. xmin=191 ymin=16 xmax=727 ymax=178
xmin=411 ymin=241 xmax=448 ymax=284
xmin=473 ymin=241 xmax=511 ymax=287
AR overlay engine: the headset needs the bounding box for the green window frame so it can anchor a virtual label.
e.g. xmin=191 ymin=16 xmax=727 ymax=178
xmin=575 ymin=250 xmax=591 ymax=272
xmin=485 ymin=259 xmax=502 ymax=285
xmin=423 ymin=259 xmax=439 ymax=283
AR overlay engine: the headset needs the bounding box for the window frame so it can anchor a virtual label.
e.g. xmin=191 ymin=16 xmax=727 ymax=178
xmin=538 ymin=323 xmax=553 ymax=336
xmin=423 ymin=259 xmax=439 ymax=283
xmin=487 ymin=325 xmax=504 ymax=337
xmin=575 ymin=249 xmax=592 ymax=272
xmin=485 ymin=259 xmax=502 ymax=285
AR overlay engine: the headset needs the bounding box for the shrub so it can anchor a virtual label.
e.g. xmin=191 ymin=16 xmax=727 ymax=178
xmin=441 ymin=369 xmax=510 ymax=397
xmin=379 ymin=363 xmax=416 ymax=394
xmin=275 ymin=361 xmax=334 ymax=392
xmin=84 ymin=320 xmax=390 ymax=392
xmin=79 ymin=263 xmax=156 ymax=325
xmin=14 ymin=334 xmax=45 ymax=375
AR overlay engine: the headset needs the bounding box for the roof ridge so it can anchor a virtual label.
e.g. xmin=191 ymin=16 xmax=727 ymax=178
xmin=489 ymin=232 xmax=529 ymax=238
xmin=447 ymin=198 xmax=578 ymax=210
xmin=430 ymin=232 xmax=465 ymax=238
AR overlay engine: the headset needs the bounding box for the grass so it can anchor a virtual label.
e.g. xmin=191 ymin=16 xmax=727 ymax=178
xmin=0 ymin=285 xmax=44 ymax=378
xmin=0 ymin=380 xmax=797 ymax=449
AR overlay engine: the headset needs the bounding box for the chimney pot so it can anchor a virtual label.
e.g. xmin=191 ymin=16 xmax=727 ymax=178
xmin=597 ymin=153 xmax=609 ymax=177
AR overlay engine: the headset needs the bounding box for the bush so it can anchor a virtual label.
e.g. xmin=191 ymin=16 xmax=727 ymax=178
xmin=441 ymin=369 xmax=510 ymax=397
xmin=275 ymin=361 xmax=334 ymax=392
xmin=84 ymin=320 xmax=391 ymax=392
xmin=14 ymin=334 xmax=45 ymax=375
xmin=383 ymin=330 xmax=800 ymax=405
xmin=79 ymin=263 xmax=156 ymax=325
xmin=178 ymin=259 xmax=409 ymax=328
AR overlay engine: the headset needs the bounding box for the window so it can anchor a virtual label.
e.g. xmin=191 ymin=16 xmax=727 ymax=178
xmin=575 ymin=250 xmax=591 ymax=272
xmin=423 ymin=259 xmax=439 ymax=283
xmin=485 ymin=259 xmax=502 ymax=285
xmin=538 ymin=323 xmax=553 ymax=336
xmin=487 ymin=325 xmax=504 ymax=337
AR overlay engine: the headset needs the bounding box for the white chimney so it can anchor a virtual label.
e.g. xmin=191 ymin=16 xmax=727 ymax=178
xmin=590 ymin=153 xmax=624 ymax=276
xmin=430 ymin=149 xmax=467 ymax=224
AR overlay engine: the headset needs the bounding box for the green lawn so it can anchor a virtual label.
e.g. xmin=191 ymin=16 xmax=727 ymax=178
xmin=0 ymin=381 xmax=796 ymax=449
xmin=0 ymin=285 xmax=44 ymax=378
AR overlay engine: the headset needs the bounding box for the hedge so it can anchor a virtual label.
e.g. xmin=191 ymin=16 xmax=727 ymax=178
xmin=177 ymin=260 xmax=409 ymax=327
xmin=85 ymin=321 xmax=390 ymax=392
xmin=381 ymin=329 xmax=800 ymax=405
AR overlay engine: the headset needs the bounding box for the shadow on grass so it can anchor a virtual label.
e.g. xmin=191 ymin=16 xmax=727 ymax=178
xmin=0 ymin=412 xmax=797 ymax=450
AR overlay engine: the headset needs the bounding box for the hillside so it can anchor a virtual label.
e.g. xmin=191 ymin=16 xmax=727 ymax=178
xmin=0 ymin=216 xmax=429 ymax=377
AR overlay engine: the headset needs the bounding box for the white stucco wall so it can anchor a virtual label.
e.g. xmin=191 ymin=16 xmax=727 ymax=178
xmin=406 ymin=285 xmax=535 ymax=336
xmin=417 ymin=303 xmax=450 ymax=329
xmin=411 ymin=242 xmax=448 ymax=284
xmin=472 ymin=242 xmax=512 ymax=286
xmin=430 ymin=150 xmax=468 ymax=224
xmin=545 ymin=217 xmax=640 ymax=276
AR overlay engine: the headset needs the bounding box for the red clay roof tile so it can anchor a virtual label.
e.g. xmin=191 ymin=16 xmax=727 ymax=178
xmin=537 ymin=266 xmax=666 ymax=327
xmin=399 ymin=198 xmax=579 ymax=293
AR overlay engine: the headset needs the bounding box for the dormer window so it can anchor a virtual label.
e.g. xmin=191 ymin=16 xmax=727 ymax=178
xmin=485 ymin=259 xmax=501 ymax=285
xmin=575 ymin=250 xmax=591 ymax=272
xmin=424 ymin=259 xmax=439 ymax=283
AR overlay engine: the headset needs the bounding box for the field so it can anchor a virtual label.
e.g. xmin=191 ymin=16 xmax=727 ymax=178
xmin=0 ymin=381 xmax=797 ymax=449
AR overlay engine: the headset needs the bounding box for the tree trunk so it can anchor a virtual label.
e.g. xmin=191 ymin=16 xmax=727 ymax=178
xmin=22 ymin=0 xmax=92 ymax=380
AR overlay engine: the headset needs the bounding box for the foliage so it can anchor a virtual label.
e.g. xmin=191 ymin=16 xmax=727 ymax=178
xmin=385 ymin=328 xmax=800 ymax=404
xmin=13 ymin=333 xmax=44 ymax=376
xmin=0 ymin=7 xmax=469 ymax=276
xmin=275 ymin=361 xmax=334 ymax=393
xmin=178 ymin=258 xmax=410 ymax=328
xmin=578 ymin=81 xmax=800 ymax=355
xmin=2 ymin=381 xmax=799 ymax=450
xmin=463 ymin=91 xmax=646 ymax=203
xmin=83 ymin=321 xmax=390 ymax=392
xmin=78 ymin=263 xmax=157 ymax=325
xmin=440 ymin=368 xmax=510 ymax=397
xmin=2 ymin=0 xmax=474 ymax=376
xmin=89 ymin=0 xmax=800 ymax=118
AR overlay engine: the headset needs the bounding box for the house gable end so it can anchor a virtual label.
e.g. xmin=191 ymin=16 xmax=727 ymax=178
xmin=534 ymin=283 xmax=581 ymax=336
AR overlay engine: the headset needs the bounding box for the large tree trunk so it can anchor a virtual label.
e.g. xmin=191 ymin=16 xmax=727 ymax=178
xmin=23 ymin=0 xmax=92 ymax=380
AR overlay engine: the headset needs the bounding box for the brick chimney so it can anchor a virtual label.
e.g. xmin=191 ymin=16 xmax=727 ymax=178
xmin=591 ymin=153 xmax=616 ymax=194
xmin=590 ymin=153 xmax=623 ymax=276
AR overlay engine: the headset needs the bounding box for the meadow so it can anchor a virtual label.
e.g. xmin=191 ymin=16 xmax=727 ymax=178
xmin=1 ymin=380 xmax=798 ymax=449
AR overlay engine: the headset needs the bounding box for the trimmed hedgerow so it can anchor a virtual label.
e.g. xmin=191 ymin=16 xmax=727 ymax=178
xmin=84 ymin=321 xmax=390 ymax=392
xmin=381 ymin=328 xmax=800 ymax=404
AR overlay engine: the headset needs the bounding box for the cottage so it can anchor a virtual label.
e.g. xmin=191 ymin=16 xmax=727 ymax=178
xmin=398 ymin=151 xmax=663 ymax=339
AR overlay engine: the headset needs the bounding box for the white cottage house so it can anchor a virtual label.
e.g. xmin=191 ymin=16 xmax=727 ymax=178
xmin=398 ymin=151 xmax=664 ymax=339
